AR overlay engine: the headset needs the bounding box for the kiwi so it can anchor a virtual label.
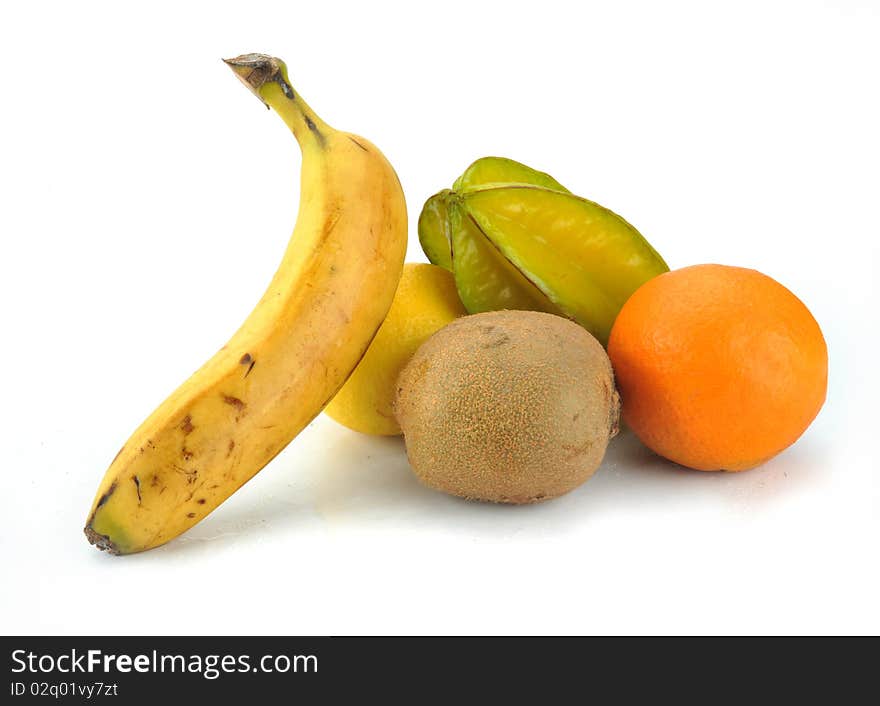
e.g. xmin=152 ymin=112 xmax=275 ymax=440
xmin=394 ymin=310 xmax=620 ymax=503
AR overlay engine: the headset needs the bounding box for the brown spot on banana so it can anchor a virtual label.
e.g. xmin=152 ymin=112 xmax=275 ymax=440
xmin=222 ymin=395 xmax=246 ymax=412
xmin=172 ymin=464 xmax=198 ymax=484
xmin=83 ymin=481 xmax=119 ymax=550
xmin=239 ymin=353 xmax=256 ymax=377
xmin=180 ymin=415 xmax=194 ymax=435
xmin=95 ymin=482 xmax=117 ymax=510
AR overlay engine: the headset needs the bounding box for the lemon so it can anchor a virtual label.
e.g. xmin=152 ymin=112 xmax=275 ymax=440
xmin=325 ymin=263 xmax=466 ymax=435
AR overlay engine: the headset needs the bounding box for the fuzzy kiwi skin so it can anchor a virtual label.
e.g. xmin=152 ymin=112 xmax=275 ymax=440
xmin=394 ymin=310 xmax=620 ymax=503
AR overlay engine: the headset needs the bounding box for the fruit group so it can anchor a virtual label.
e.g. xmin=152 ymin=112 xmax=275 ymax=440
xmin=418 ymin=157 xmax=669 ymax=344
xmin=325 ymin=263 xmax=466 ymax=435
xmin=84 ymin=54 xmax=407 ymax=554
xmin=395 ymin=311 xmax=620 ymax=503
xmin=608 ymin=264 xmax=827 ymax=472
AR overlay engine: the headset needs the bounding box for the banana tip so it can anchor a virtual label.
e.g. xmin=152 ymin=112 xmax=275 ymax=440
xmin=84 ymin=525 xmax=120 ymax=555
xmin=223 ymin=53 xmax=292 ymax=108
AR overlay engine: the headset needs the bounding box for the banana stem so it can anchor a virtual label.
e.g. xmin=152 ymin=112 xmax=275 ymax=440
xmin=224 ymin=53 xmax=330 ymax=147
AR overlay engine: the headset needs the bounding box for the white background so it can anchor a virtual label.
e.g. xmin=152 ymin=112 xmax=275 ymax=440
xmin=1 ymin=0 xmax=877 ymax=635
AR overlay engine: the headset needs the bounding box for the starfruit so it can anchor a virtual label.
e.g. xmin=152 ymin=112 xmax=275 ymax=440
xmin=418 ymin=157 xmax=669 ymax=345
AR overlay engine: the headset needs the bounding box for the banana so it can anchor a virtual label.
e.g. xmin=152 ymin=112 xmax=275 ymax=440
xmin=84 ymin=54 xmax=407 ymax=554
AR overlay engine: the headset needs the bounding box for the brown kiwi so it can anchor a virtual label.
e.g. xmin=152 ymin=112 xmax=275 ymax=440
xmin=394 ymin=310 xmax=620 ymax=503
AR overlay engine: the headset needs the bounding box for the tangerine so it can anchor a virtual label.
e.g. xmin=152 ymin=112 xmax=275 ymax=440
xmin=607 ymin=264 xmax=827 ymax=471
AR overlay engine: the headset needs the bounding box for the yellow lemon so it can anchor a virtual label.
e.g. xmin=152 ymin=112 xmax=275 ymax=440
xmin=325 ymin=263 xmax=466 ymax=435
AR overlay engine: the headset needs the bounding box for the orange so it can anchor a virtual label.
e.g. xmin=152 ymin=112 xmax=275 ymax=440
xmin=607 ymin=264 xmax=827 ymax=471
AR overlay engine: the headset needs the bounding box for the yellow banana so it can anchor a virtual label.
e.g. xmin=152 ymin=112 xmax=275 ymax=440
xmin=84 ymin=54 xmax=407 ymax=554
